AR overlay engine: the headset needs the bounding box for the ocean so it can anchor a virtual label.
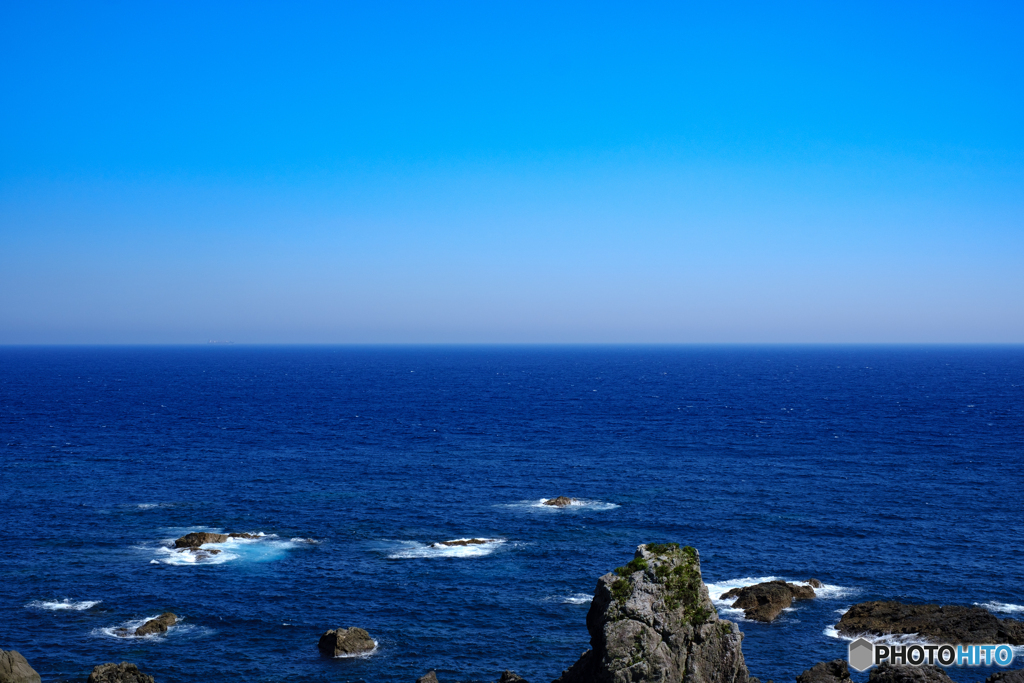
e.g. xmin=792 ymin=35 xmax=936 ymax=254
xmin=1 ymin=346 xmax=1021 ymax=683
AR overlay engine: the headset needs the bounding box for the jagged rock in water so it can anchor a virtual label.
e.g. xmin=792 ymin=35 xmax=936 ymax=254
xmin=173 ymin=532 xmax=229 ymax=548
xmin=317 ymin=627 xmax=376 ymax=657
xmin=87 ymin=662 xmax=155 ymax=683
xmin=0 ymin=650 xmax=41 ymax=683
xmin=867 ymin=664 xmax=953 ymax=683
xmin=436 ymin=539 xmax=489 ymax=547
xmin=837 ymin=602 xmax=1024 ymax=644
xmin=134 ymin=613 xmax=177 ymax=637
xmin=554 ymin=543 xmax=752 ymax=683
xmin=720 ymin=581 xmax=815 ymax=623
xmin=229 ymin=532 xmax=260 ymax=539
xmin=544 ymin=497 xmax=576 ymax=507
xmin=499 ymin=672 xmax=527 ymax=682
xmin=417 ymin=672 xmax=439 ymax=683
xmin=796 ymin=660 xmax=850 ymax=683
xmin=804 ymin=579 xmax=823 ymax=588
xmin=987 ymin=671 xmax=1024 ymax=683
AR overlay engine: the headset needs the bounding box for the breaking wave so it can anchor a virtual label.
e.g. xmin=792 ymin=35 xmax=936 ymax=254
xmin=385 ymin=538 xmax=506 ymax=559
xmin=27 ymin=599 xmax=101 ymax=611
xmin=93 ymin=615 xmax=208 ymax=640
xmin=149 ymin=530 xmax=298 ymax=566
xmin=976 ymin=601 xmax=1024 ymax=614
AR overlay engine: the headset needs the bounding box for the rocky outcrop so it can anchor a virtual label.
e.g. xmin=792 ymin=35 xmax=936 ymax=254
xmin=720 ymin=581 xmax=815 ymax=623
xmin=0 ymin=650 xmax=41 ymax=683
xmin=173 ymin=532 xmax=228 ymax=548
xmin=134 ymin=613 xmax=177 ymax=637
xmin=87 ymin=662 xmax=155 ymax=683
xmin=317 ymin=627 xmax=376 ymax=657
xmin=804 ymin=579 xmax=822 ymax=589
xmin=498 ymin=672 xmax=527 ymax=683
xmin=837 ymin=602 xmax=1024 ymax=644
xmin=987 ymin=671 xmax=1024 ymax=683
xmin=796 ymin=660 xmax=850 ymax=683
xmin=436 ymin=539 xmax=489 ymax=547
xmin=417 ymin=672 xmax=439 ymax=683
xmin=554 ymin=543 xmax=751 ymax=683
xmin=173 ymin=532 xmax=259 ymax=548
xmin=866 ymin=664 xmax=952 ymax=683
xmin=544 ymin=497 xmax=576 ymax=507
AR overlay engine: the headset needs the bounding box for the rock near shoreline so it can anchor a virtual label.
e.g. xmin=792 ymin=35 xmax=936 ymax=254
xmin=87 ymin=662 xmax=155 ymax=683
xmin=0 ymin=650 xmax=40 ymax=683
xmin=837 ymin=601 xmax=1024 ymax=644
xmin=544 ymin=497 xmax=576 ymax=507
xmin=554 ymin=543 xmax=751 ymax=683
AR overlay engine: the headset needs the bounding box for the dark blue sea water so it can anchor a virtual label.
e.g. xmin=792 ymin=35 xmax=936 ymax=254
xmin=1 ymin=346 xmax=1022 ymax=683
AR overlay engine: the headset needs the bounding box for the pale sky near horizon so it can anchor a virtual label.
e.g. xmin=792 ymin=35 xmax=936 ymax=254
xmin=2 ymin=2 xmax=1023 ymax=343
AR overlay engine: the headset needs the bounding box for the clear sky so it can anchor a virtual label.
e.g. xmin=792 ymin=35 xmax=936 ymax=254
xmin=2 ymin=1 xmax=1022 ymax=343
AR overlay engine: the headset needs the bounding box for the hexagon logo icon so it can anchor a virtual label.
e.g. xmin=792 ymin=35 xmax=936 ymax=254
xmin=848 ymin=638 xmax=874 ymax=672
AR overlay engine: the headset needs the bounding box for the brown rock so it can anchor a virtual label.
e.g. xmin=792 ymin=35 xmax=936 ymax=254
xmin=134 ymin=613 xmax=177 ymax=637
xmin=317 ymin=627 xmax=376 ymax=657
xmin=867 ymin=664 xmax=953 ymax=683
xmin=987 ymin=670 xmax=1024 ymax=683
xmin=0 ymin=650 xmax=41 ymax=683
xmin=499 ymin=672 xmax=527 ymax=683
xmin=805 ymin=578 xmax=823 ymax=588
xmin=720 ymin=581 xmax=815 ymax=623
xmin=437 ymin=539 xmax=489 ymax=546
xmin=173 ymin=532 xmax=228 ymax=548
xmin=796 ymin=660 xmax=850 ymax=683
xmin=87 ymin=662 xmax=155 ymax=683
xmin=416 ymin=673 xmax=439 ymax=683
xmin=544 ymin=497 xmax=576 ymax=507
xmin=229 ymin=532 xmax=260 ymax=539
xmin=837 ymin=601 xmax=1024 ymax=645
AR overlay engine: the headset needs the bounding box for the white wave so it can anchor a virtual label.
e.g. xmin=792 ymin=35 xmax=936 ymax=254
xmin=976 ymin=601 xmax=1024 ymax=614
xmin=136 ymin=504 xmax=161 ymax=510
xmin=823 ymin=625 xmax=932 ymax=645
xmin=151 ymin=533 xmax=296 ymax=566
xmin=706 ymin=576 xmax=854 ymax=606
xmin=27 ymin=599 xmax=100 ymax=611
xmin=386 ymin=538 xmax=505 ymax=559
xmin=705 ymin=576 xmax=780 ymax=605
xmin=291 ymin=537 xmax=320 ymax=544
xmin=332 ymin=641 xmax=379 ymax=659
xmin=563 ymin=593 xmax=592 ymax=605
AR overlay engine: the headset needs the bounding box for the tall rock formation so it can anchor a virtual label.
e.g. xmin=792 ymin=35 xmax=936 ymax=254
xmin=554 ymin=543 xmax=751 ymax=683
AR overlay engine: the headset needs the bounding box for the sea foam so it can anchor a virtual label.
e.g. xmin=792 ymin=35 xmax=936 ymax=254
xmin=27 ymin=599 xmax=101 ymax=611
xmin=976 ymin=601 xmax=1024 ymax=614
xmin=151 ymin=530 xmax=297 ymax=566
xmin=385 ymin=538 xmax=505 ymax=559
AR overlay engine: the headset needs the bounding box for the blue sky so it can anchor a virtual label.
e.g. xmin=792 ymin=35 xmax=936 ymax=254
xmin=2 ymin=1 xmax=1022 ymax=343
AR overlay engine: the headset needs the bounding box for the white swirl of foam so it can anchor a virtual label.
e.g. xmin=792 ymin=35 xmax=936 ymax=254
xmin=563 ymin=593 xmax=592 ymax=605
xmin=976 ymin=601 xmax=1024 ymax=614
xmin=151 ymin=533 xmax=295 ymax=566
xmin=27 ymin=599 xmax=100 ymax=611
xmin=386 ymin=539 xmax=505 ymax=559
xmin=823 ymin=625 xmax=932 ymax=645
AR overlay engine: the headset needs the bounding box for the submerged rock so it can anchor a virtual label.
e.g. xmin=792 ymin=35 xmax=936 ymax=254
xmin=436 ymin=539 xmax=489 ymax=547
xmin=544 ymin=497 xmax=576 ymax=507
xmin=554 ymin=543 xmax=751 ymax=683
xmin=0 ymin=650 xmax=41 ymax=683
xmin=720 ymin=581 xmax=815 ymax=623
xmin=87 ymin=662 xmax=155 ymax=683
xmin=498 ymin=672 xmax=527 ymax=683
xmin=134 ymin=613 xmax=177 ymax=637
xmin=837 ymin=601 xmax=1024 ymax=644
xmin=867 ymin=664 xmax=952 ymax=683
xmin=416 ymin=672 xmax=439 ymax=683
xmin=229 ymin=532 xmax=260 ymax=539
xmin=173 ymin=532 xmax=229 ymax=548
xmin=317 ymin=627 xmax=376 ymax=657
xmin=796 ymin=660 xmax=850 ymax=683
